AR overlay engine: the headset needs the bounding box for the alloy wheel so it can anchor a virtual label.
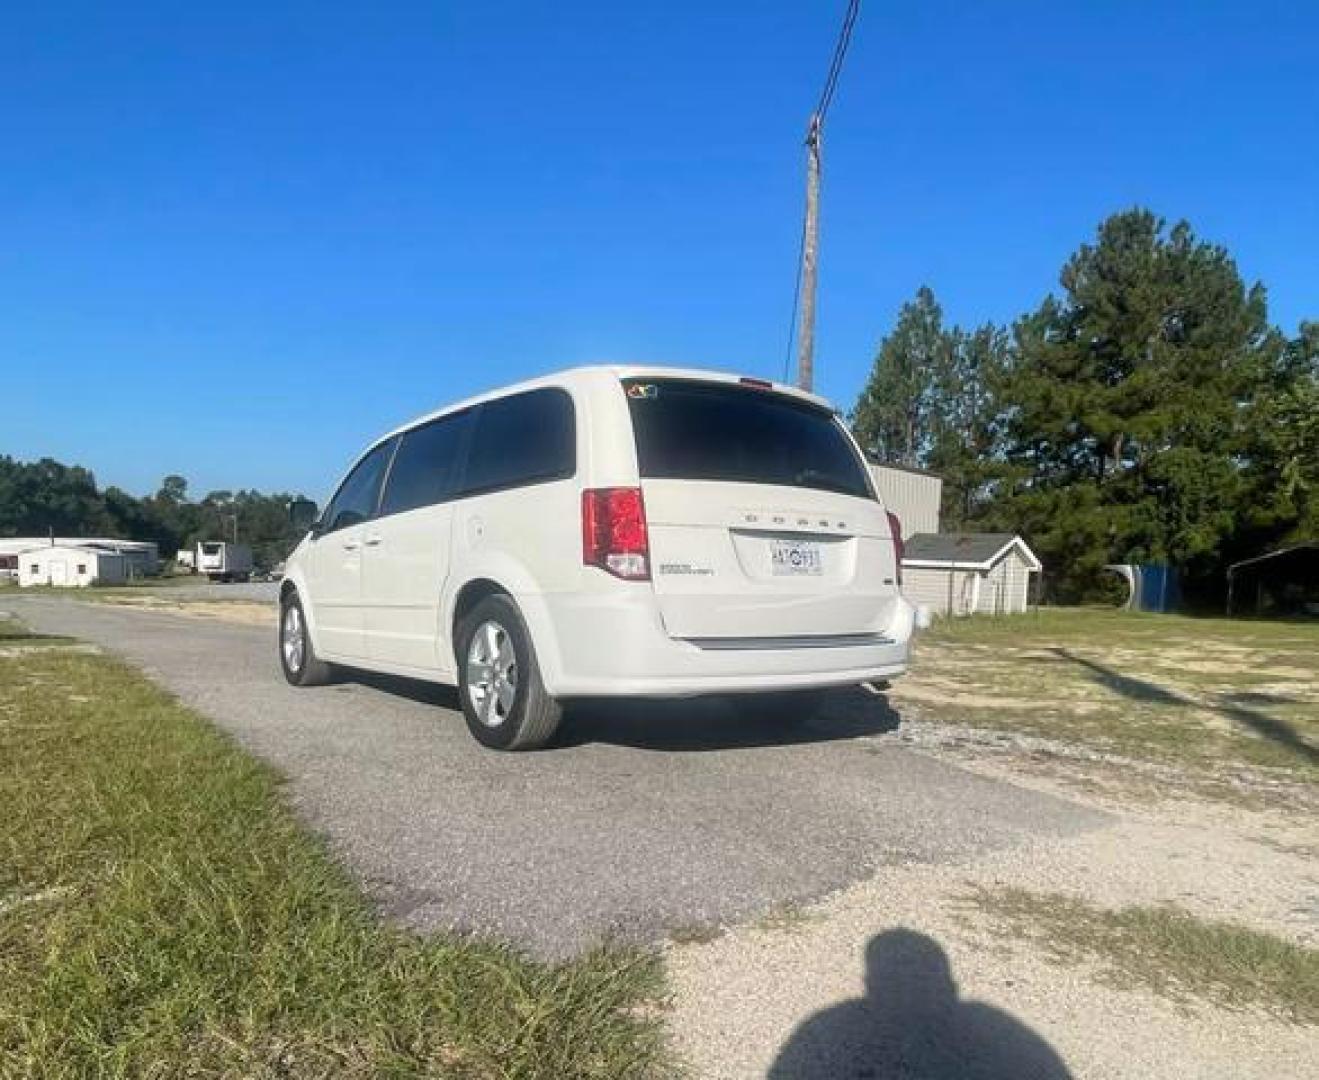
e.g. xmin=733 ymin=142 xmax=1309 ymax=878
xmin=466 ymin=619 xmax=518 ymax=727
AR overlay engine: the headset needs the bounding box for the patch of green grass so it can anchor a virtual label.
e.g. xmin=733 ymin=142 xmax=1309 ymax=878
xmin=752 ymin=901 xmax=822 ymax=934
xmin=969 ymin=887 xmax=1319 ymax=1024
xmin=908 ymin=607 xmax=1318 ymax=784
xmin=0 ymin=628 xmax=672 ymax=1078
xmin=668 ymin=923 xmax=723 ymax=946
xmin=925 ymin=605 xmax=1319 ymax=648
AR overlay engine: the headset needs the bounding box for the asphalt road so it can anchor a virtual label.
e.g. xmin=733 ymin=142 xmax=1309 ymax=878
xmin=132 ymin=580 xmax=281 ymax=603
xmin=5 ymin=596 xmax=1105 ymax=957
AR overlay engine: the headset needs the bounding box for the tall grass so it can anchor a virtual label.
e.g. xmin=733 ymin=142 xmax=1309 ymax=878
xmin=0 ymin=626 xmax=672 ymax=1078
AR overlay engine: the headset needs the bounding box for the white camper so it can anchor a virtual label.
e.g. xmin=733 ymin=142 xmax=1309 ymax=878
xmin=196 ymin=541 xmax=253 ymax=583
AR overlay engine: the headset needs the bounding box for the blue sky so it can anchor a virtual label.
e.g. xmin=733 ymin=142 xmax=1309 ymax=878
xmin=3 ymin=1 xmax=1315 ymax=500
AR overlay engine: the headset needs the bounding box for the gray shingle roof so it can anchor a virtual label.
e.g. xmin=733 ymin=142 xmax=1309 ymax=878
xmin=903 ymin=532 xmax=1021 ymax=565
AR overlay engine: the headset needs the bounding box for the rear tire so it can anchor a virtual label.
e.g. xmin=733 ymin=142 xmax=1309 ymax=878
xmin=279 ymin=592 xmax=334 ymax=687
xmin=457 ymin=594 xmax=562 ymax=751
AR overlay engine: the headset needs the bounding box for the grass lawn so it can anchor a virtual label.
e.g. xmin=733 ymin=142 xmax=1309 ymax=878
xmin=0 ymin=617 xmax=671 ymax=1078
xmin=895 ymin=608 xmax=1318 ymax=795
xmin=970 ymin=886 xmax=1319 ymax=1024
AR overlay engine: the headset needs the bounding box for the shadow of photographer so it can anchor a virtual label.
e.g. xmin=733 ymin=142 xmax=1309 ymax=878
xmin=769 ymin=929 xmax=1072 ymax=1079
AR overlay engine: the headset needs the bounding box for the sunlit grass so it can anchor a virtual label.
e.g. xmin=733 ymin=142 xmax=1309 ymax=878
xmin=901 ymin=607 xmax=1318 ymax=789
xmin=970 ymin=887 xmax=1319 ymax=1024
xmin=0 ymin=620 xmax=672 ymax=1078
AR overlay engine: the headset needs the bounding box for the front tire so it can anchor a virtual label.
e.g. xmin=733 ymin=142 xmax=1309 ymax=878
xmin=457 ymin=594 xmax=562 ymax=751
xmin=279 ymin=592 xmax=334 ymax=687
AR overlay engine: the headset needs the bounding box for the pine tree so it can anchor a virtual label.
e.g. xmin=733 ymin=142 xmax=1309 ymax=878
xmin=851 ymin=286 xmax=950 ymax=467
xmin=996 ymin=209 xmax=1278 ymax=599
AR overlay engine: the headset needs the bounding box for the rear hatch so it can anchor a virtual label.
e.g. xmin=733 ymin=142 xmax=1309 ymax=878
xmin=623 ymin=377 xmax=901 ymax=643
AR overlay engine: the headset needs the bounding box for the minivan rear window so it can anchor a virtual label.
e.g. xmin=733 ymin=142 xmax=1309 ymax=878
xmin=623 ymin=379 xmax=872 ymax=499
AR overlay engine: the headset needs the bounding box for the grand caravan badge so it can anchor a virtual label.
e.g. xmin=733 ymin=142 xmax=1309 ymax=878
xmin=626 ymin=383 xmax=658 ymax=399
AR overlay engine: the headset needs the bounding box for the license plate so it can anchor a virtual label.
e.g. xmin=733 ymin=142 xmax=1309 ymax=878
xmin=770 ymin=539 xmax=823 ymax=576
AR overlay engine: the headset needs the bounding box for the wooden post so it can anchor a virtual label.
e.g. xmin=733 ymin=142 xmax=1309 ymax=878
xmin=796 ymin=119 xmax=822 ymax=392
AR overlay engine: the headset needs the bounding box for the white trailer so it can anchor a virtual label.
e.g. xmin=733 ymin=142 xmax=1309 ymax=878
xmin=196 ymin=541 xmax=253 ymax=583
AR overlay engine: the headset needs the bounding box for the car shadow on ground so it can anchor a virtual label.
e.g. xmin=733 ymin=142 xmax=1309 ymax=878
xmin=335 ymin=671 xmax=901 ymax=752
xmin=554 ymin=687 xmax=902 ymax=751
xmin=334 ymin=670 xmax=462 ymax=711
xmin=768 ymin=929 xmax=1073 ymax=1079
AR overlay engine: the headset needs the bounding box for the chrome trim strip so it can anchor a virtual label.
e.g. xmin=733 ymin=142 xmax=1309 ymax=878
xmin=682 ymin=633 xmax=894 ymax=651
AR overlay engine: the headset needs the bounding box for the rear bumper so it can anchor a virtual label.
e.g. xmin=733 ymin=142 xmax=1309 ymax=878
xmin=527 ymin=588 xmax=914 ymax=698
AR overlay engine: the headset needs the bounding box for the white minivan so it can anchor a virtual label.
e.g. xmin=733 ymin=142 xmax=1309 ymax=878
xmin=279 ymin=366 xmax=915 ymax=749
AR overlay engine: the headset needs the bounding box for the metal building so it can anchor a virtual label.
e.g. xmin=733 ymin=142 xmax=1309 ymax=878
xmin=0 ymin=537 xmax=159 ymax=577
xmin=867 ymin=464 xmax=942 ymax=539
xmin=1226 ymin=543 xmax=1319 ymax=617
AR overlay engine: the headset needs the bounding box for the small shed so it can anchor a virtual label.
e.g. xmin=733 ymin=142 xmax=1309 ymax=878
xmin=18 ymin=545 xmax=128 ymax=589
xmin=902 ymin=532 xmax=1041 ymax=616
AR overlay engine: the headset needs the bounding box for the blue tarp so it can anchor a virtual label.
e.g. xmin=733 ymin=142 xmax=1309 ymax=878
xmin=1133 ymin=564 xmax=1179 ymax=612
xmin=1103 ymin=563 xmax=1180 ymax=612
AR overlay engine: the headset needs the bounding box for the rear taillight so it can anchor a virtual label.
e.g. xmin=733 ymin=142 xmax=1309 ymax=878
xmin=582 ymin=487 xmax=650 ymax=580
xmin=886 ymin=510 xmax=904 ymax=586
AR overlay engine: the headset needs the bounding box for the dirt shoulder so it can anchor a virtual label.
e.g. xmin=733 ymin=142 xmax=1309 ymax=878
xmin=69 ymin=593 xmax=274 ymax=626
xmin=669 ymin=611 xmax=1318 ymax=1079
xmin=668 ymin=802 xmax=1316 ymax=1079
xmin=1 ymin=579 xmax=278 ymax=627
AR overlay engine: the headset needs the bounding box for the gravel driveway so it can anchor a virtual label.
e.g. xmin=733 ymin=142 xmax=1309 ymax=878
xmin=5 ymin=596 xmax=1104 ymax=957
xmin=137 ymin=580 xmax=281 ymax=603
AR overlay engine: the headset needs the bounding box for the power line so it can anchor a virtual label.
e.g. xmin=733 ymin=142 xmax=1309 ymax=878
xmin=782 ymin=202 xmax=809 ymax=382
xmin=790 ymin=0 xmax=862 ymax=390
xmin=810 ymin=0 xmax=861 ymax=135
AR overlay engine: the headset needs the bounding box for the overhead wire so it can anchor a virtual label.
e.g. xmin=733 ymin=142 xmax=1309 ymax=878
xmin=811 ymin=0 xmax=861 ymax=134
xmin=782 ymin=208 xmax=809 ymax=382
xmin=783 ymin=0 xmax=862 ymax=380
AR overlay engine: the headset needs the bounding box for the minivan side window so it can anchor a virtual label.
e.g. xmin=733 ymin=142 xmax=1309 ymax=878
xmin=322 ymin=439 xmax=395 ymax=533
xmin=379 ymin=410 xmax=473 ymax=516
xmin=461 ymin=388 xmax=575 ymax=496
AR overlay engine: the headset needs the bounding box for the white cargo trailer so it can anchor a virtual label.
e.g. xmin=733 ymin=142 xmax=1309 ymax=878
xmin=196 ymin=541 xmax=253 ymax=583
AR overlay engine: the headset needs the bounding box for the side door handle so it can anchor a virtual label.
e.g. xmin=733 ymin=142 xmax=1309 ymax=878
xmin=342 ymin=539 xmax=361 ymax=552
xmin=363 ymin=535 xmax=382 ymax=547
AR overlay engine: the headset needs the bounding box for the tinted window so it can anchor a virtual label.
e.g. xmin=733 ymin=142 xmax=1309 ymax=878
xmin=624 ymin=379 xmax=872 ymax=499
xmin=380 ymin=410 xmax=473 ymax=516
xmin=461 ymin=388 xmax=575 ymax=495
xmin=323 ymin=439 xmax=394 ymax=532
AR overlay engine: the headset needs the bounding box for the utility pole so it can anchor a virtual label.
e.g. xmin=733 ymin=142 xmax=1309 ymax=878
xmin=796 ymin=117 xmax=822 ymax=392
xmin=790 ymin=0 xmax=860 ymax=393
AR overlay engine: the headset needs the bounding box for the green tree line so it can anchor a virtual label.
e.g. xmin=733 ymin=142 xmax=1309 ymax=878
xmin=853 ymin=209 xmax=1317 ymax=604
xmin=0 ymin=462 xmax=309 ymax=570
